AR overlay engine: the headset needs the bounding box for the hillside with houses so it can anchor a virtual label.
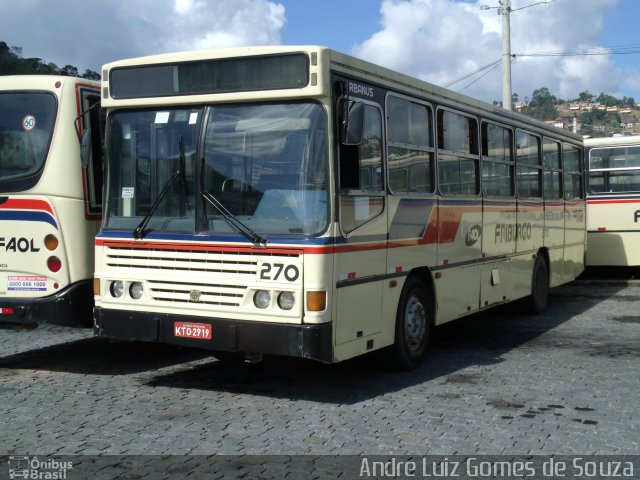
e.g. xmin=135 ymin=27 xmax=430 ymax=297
xmin=512 ymin=89 xmax=639 ymax=138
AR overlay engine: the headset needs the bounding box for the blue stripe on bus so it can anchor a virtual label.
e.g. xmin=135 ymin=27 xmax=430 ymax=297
xmin=97 ymin=230 xmax=338 ymax=245
xmin=0 ymin=211 xmax=58 ymax=229
xmin=96 ymin=230 xmax=393 ymax=246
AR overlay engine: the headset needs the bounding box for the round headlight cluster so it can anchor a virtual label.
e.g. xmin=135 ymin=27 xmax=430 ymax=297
xmin=108 ymin=280 xmax=144 ymax=300
xmin=129 ymin=282 xmax=144 ymax=299
xmin=277 ymin=292 xmax=295 ymax=311
xmin=110 ymin=280 xmax=124 ymax=298
xmin=253 ymin=290 xmax=271 ymax=309
xmin=253 ymin=290 xmax=296 ymax=310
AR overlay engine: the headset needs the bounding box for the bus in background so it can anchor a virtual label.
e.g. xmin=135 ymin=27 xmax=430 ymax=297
xmin=585 ymin=135 xmax=640 ymax=267
xmin=93 ymin=46 xmax=585 ymax=369
xmin=0 ymin=76 xmax=103 ymax=327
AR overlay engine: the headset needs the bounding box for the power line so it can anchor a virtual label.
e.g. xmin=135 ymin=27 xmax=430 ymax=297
xmin=442 ymin=58 xmax=502 ymax=88
xmin=459 ymin=61 xmax=503 ymax=93
xmin=441 ymin=45 xmax=640 ymax=91
xmin=518 ymin=44 xmax=640 ymax=58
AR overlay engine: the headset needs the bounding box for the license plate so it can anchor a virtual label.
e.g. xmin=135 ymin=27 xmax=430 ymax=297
xmin=174 ymin=322 xmax=212 ymax=340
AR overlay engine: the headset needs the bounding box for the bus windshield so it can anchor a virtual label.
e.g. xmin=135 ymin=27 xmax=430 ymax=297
xmin=104 ymin=102 xmax=328 ymax=237
xmin=0 ymin=92 xmax=56 ymax=189
xmin=588 ymin=145 xmax=640 ymax=193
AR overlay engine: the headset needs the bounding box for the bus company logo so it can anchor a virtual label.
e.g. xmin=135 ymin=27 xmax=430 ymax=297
xmin=465 ymin=225 xmax=482 ymax=246
xmin=189 ymin=290 xmax=202 ymax=302
xmin=8 ymin=456 xmax=73 ymax=479
xmin=0 ymin=237 xmax=40 ymax=252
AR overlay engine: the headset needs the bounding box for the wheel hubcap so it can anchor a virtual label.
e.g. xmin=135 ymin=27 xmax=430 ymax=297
xmin=404 ymin=295 xmax=427 ymax=351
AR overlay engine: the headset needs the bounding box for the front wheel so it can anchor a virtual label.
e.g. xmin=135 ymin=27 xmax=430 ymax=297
xmin=526 ymin=254 xmax=549 ymax=315
xmin=389 ymin=277 xmax=432 ymax=370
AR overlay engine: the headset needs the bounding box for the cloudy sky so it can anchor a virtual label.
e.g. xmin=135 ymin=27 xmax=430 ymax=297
xmin=1 ymin=0 xmax=639 ymax=104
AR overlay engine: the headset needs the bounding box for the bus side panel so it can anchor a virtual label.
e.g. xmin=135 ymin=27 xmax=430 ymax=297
xmin=516 ymin=200 xmax=544 ymax=255
xmin=384 ymin=196 xmax=438 ymax=346
xmin=565 ymin=199 xmax=586 ymax=278
xmin=545 ymin=201 xmax=566 ymax=288
xmin=586 ymin=199 xmax=637 ymax=266
xmin=434 ymin=199 xmax=482 ymax=324
xmin=50 ymin=197 xmax=98 ymax=285
xmin=334 ymin=215 xmax=387 ymax=347
xmin=480 ymin=198 xmax=517 ymax=307
xmin=0 ymin=196 xmax=70 ymax=299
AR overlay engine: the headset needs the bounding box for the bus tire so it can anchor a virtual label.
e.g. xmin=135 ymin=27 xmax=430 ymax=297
xmin=390 ymin=276 xmax=432 ymax=370
xmin=527 ymin=254 xmax=549 ymax=315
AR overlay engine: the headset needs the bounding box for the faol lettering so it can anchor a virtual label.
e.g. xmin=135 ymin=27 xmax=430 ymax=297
xmin=0 ymin=236 xmax=40 ymax=252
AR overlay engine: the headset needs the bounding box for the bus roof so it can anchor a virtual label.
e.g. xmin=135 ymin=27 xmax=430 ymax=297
xmin=101 ymin=45 xmax=581 ymax=142
xmin=0 ymin=75 xmax=100 ymax=91
xmin=584 ymin=135 xmax=640 ymax=147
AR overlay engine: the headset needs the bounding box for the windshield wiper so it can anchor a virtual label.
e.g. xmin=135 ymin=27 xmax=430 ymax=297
xmin=201 ymin=190 xmax=267 ymax=246
xmin=133 ymin=136 xmax=186 ymax=239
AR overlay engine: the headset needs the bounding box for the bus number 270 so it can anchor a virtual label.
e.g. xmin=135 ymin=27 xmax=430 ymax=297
xmin=259 ymin=263 xmax=300 ymax=282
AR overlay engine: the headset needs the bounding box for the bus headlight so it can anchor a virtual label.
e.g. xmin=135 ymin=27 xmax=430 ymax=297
xmin=110 ymin=280 xmax=124 ymax=298
xmin=253 ymin=290 xmax=271 ymax=309
xmin=277 ymin=292 xmax=295 ymax=310
xmin=129 ymin=282 xmax=144 ymax=300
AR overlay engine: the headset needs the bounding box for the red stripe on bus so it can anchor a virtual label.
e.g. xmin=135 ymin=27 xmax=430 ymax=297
xmin=95 ymin=239 xmax=305 ymax=256
xmin=0 ymin=198 xmax=54 ymax=215
xmin=587 ymin=199 xmax=640 ymax=205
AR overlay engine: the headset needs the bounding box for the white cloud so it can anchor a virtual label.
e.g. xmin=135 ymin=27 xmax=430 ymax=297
xmin=0 ymin=0 xmax=285 ymax=72
xmin=352 ymin=0 xmax=621 ymax=103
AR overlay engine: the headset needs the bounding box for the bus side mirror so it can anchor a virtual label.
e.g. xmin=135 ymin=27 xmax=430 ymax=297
xmin=340 ymin=101 xmax=364 ymax=145
xmin=80 ymin=128 xmax=92 ymax=167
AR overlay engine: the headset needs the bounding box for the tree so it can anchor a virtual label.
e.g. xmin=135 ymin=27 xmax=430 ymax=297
xmin=61 ymin=64 xmax=79 ymax=77
xmin=81 ymin=69 xmax=100 ymax=80
xmin=523 ymin=87 xmax=558 ymax=121
xmin=0 ymin=39 xmax=98 ymax=80
xmin=578 ymin=90 xmax=594 ymax=102
xmin=596 ymin=92 xmax=619 ymax=107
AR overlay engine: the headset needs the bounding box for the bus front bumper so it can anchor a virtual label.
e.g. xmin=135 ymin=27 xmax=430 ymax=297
xmin=93 ymin=307 xmax=334 ymax=363
xmin=0 ymin=281 xmax=93 ymax=328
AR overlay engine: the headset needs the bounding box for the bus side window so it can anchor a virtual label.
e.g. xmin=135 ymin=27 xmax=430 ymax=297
xmin=87 ymin=96 xmax=104 ymax=210
xmin=564 ymin=145 xmax=583 ymax=199
xmin=437 ymin=109 xmax=479 ymax=196
xmin=481 ymin=122 xmax=514 ymax=197
xmin=515 ymin=130 xmax=542 ymax=198
xmin=543 ymin=138 xmax=562 ymax=199
xmin=338 ymin=101 xmax=384 ymax=232
xmin=386 ymin=95 xmax=434 ymax=194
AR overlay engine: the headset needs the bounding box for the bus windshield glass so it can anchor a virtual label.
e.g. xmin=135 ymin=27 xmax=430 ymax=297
xmin=105 ymin=108 xmax=201 ymax=232
xmin=0 ymin=92 xmax=56 ymax=188
xmin=104 ymin=102 xmax=328 ymax=237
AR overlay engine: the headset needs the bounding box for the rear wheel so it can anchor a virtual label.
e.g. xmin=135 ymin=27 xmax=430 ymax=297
xmin=390 ymin=277 xmax=432 ymax=370
xmin=527 ymin=254 xmax=549 ymax=315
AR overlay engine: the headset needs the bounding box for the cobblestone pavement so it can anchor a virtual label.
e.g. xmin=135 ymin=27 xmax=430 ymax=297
xmin=1 ymin=277 xmax=638 ymax=459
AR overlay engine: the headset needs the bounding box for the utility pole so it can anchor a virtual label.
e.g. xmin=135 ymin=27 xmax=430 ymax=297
xmin=481 ymin=1 xmax=552 ymax=111
xmin=500 ymin=0 xmax=513 ymax=110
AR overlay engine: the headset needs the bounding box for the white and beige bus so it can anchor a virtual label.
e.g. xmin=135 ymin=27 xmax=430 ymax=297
xmin=0 ymin=76 xmax=102 ymax=327
xmin=93 ymin=46 xmax=585 ymax=368
xmin=585 ymin=135 xmax=640 ymax=266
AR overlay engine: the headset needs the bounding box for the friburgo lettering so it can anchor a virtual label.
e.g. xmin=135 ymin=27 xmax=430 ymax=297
xmin=494 ymin=223 xmax=532 ymax=243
